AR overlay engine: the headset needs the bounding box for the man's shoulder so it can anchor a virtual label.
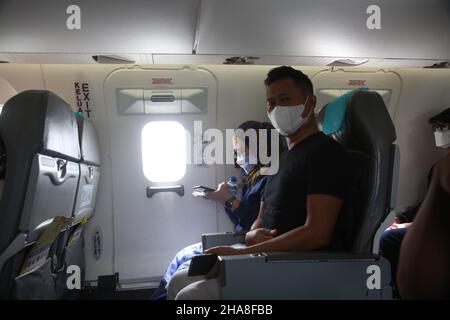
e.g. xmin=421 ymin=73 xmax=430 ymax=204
xmin=310 ymin=132 xmax=346 ymax=155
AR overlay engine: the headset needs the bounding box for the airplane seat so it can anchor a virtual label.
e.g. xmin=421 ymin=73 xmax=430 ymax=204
xmin=317 ymin=90 xmax=399 ymax=253
xmin=202 ymin=90 xmax=399 ymax=299
xmin=0 ymin=90 xmax=81 ymax=299
xmin=73 ymin=114 xmax=101 ymax=224
xmin=0 ymin=138 xmax=6 ymax=200
xmin=55 ymin=115 xmax=101 ymax=299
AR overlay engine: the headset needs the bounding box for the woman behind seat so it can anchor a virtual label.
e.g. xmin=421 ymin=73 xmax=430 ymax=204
xmin=151 ymin=120 xmax=282 ymax=300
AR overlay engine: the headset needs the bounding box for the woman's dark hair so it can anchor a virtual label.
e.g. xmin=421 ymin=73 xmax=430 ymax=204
xmin=236 ymin=120 xmax=277 ymax=162
xmin=235 ymin=120 xmax=284 ymax=187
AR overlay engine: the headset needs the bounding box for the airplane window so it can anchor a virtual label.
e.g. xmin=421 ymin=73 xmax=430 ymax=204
xmin=0 ymin=105 xmax=3 ymax=114
xmin=141 ymin=121 xmax=186 ymax=182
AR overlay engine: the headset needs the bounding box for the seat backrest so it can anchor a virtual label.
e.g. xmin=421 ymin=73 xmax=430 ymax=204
xmin=0 ymin=138 xmax=6 ymax=199
xmin=0 ymin=90 xmax=81 ymax=254
xmin=72 ymin=115 xmax=101 ymax=223
xmin=317 ymin=90 xmax=397 ymax=253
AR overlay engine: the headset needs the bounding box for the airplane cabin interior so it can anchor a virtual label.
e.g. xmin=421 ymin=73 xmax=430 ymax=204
xmin=0 ymin=0 xmax=449 ymax=303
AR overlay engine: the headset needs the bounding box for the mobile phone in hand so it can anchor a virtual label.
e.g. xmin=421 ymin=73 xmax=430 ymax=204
xmin=192 ymin=185 xmax=215 ymax=197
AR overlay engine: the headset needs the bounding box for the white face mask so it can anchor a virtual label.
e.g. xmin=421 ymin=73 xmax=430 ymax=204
xmin=434 ymin=128 xmax=450 ymax=148
xmin=267 ymin=96 xmax=311 ymax=136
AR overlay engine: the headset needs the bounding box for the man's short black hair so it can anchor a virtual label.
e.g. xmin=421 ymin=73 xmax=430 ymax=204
xmin=429 ymin=107 xmax=450 ymax=126
xmin=264 ymin=66 xmax=314 ymax=96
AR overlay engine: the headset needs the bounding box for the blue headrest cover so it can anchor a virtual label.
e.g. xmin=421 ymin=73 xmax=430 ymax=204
xmin=323 ymin=87 xmax=368 ymax=135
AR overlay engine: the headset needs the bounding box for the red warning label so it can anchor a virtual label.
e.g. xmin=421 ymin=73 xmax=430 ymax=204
xmin=348 ymin=80 xmax=366 ymax=86
xmin=152 ymin=78 xmax=173 ymax=85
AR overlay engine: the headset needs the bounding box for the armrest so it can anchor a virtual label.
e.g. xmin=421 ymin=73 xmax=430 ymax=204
xmin=217 ymin=251 xmax=392 ymax=300
xmin=201 ymin=232 xmax=246 ymax=251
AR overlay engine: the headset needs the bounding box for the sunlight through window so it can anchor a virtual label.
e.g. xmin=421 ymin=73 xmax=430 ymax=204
xmin=142 ymin=121 xmax=186 ymax=182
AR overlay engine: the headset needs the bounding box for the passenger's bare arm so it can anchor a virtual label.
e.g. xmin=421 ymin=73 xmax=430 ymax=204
xmin=397 ymin=154 xmax=450 ymax=299
xmin=208 ymin=194 xmax=343 ymax=255
xmin=250 ymin=201 xmax=266 ymax=230
xmin=244 ymin=201 xmax=279 ymax=245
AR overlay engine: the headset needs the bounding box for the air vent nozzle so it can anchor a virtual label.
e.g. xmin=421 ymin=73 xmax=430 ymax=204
xmin=92 ymin=55 xmax=135 ymax=64
xmin=424 ymin=61 xmax=449 ymax=69
xmin=223 ymin=56 xmax=260 ymax=65
xmin=327 ymin=58 xmax=368 ymax=67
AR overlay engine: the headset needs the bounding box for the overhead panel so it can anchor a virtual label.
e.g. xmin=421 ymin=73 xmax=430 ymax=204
xmin=0 ymin=0 xmax=199 ymax=54
xmin=196 ymin=0 xmax=450 ymax=60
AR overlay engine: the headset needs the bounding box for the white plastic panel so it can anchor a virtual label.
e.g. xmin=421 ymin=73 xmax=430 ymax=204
xmin=181 ymin=88 xmax=207 ymax=113
xmin=0 ymin=76 xmax=17 ymax=105
xmin=117 ymin=89 xmax=145 ymax=115
xmin=117 ymin=87 xmax=208 ymax=115
xmin=312 ymin=69 xmax=402 ymax=119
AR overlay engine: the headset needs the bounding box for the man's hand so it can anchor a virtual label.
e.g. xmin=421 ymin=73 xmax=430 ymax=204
xmin=204 ymin=246 xmax=243 ymax=256
xmin=245 ymin=228 xmax=278 ymax=245
xmin=204 ymin=182 xmax=232 ymax=203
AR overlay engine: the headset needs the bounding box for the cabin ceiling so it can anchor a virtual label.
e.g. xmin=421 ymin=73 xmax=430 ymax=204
xmin=0 ymin=0 xmax=449 ymax=68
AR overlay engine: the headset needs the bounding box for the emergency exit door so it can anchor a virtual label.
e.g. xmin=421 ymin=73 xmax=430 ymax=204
xmin=105 ymin=67 xmax=219 ymax=282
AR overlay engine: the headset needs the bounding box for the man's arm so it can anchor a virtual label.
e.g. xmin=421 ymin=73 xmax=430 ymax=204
xmin=207 ymin=194 xmax=343 ymax=256
xmin=243 ymin=194 xmax=342 ymax=253
xmin=245 ymin=201 xmax=279 ymax=245
xmin=249 ymin=201 xmax=266 ymax=230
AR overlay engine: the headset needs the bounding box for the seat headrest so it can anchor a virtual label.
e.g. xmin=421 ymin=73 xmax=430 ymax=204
xmin=0 ymin=138 xmax=6 ymax=179
xmin=75 ymin=115 xmax=101 ymax=166
xmin=318 ymin=90 xmax=397 ymax=253
xmin=0 ymin=90 xmax=80 ymax=161
xmin=320 ymin=88 xmax=369 ymax=135
xmin=318 ymin=90 xmax=396 ymax=153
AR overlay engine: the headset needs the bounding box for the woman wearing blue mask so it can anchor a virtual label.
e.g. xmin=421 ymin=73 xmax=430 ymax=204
xmin=206 ymin=121 xmax=278 ymax=232
xmin=151 ymin=120 xmax=283 ymax=300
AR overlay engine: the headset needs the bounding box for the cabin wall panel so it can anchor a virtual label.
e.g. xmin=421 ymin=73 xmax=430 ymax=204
xmin=1 ymin=63 xmax=449 ymax=282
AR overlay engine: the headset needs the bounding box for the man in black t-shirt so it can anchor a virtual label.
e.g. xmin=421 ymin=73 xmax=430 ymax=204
xmin=167 ymin=66 xmax=349 ymax=299
xmin=243 ymin=66 xmax=349 ymax=252
xmin=260 ymin=130 xmax=348 ymax=250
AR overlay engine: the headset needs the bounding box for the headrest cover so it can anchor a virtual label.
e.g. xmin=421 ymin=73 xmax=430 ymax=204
xmin=322 ymin=88 xmax=368 ymax=135
xmin=0 ymin=90 xmax=80 ymax=161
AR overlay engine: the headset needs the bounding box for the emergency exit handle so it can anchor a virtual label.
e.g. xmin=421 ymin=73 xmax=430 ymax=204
xmin=146 ymin=185 xmax=184 ymax=198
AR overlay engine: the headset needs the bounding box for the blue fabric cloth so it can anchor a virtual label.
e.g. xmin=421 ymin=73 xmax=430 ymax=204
xmin=163 ymin=242 xmax=203 ymax=283
xmin=323 ymin=88 xmax=368 ymax=135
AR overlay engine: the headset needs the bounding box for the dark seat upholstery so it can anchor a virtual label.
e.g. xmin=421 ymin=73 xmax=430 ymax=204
xmin=73 ymin=115 xmax=101 ymax=223
xmin=55 ymin=115 xmax=101 ymax=299
xmin=0 ymin=90 xmax=81 ymax=299
xmin=317 ymin=90 xmax=398 ymax=253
